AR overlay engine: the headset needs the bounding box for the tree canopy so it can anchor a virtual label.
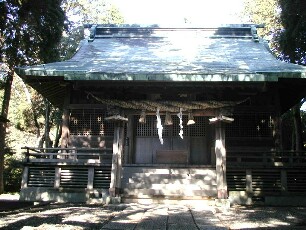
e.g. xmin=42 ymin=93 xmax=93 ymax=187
xmin=278 ymin=0 xmax=306 ymax=65
xmin=243 ymin=0 xmax=306 ymax=150
xmin=242 ymin=0 xmax=282 ymax=55
xmin=0 ymin=0 xmax=66 ymax=194
xmin=0 ymin=0 xmax=125 ymax=193
xmin=60 ymin=0 xmax=124 ymax=60
xmin=0 ymin=0 xmax=66 ymax=66
xmin=243 ymin=0 xmax=306 ymax=65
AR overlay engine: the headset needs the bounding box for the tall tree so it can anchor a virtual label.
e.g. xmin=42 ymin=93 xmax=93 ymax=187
xmin=278 ymin=0 xmax=306 ymax=150
xmin=242 ymin=0 xmax=282 ymax=54
xmin=60 ymin=0 xmax=124 ymax=60
xmin=278 ymin=0 xmax=306 ymax=65
xmin=243 ymin=0 xmax=306 ymax=150
xmin=0 ymin=0 xmax=66 ymax=194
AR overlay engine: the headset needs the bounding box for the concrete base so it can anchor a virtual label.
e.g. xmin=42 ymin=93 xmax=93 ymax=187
xmin=265 ymin=196 xmax=306 ymax=206
xmin=110 ymin=196 xmax=121 ymax=204
xmin=215 ymin=199 xmax=230 ymax=209
xmin=229 ymin=191 xmax=252 ymax=205
xmin=229 ymin=192 xmax=306 ymax=206
xmin=20 ymin=187 xmax=110 ymax=203
xmin=123 ymin=198 xmax=215 ymax=207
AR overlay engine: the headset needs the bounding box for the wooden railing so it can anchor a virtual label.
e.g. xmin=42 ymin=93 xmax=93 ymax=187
xmin=22 ymin=147 xmax=113 ymax=165
xmin=227 ymin=150 xmax=306 ymax=167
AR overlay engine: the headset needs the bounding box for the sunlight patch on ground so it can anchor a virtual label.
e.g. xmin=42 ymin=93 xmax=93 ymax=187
xmin=21 ymin=224 xmax=83 ymax=230
xmin=0 ymin=194 xmax=20 ymax=200
xmin=266 ymin=218 xmax=291 ymax=227
xmin=63 ymin=213 xmax=101 ymax=223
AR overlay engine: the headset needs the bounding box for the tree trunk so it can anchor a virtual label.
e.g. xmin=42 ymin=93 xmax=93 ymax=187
xmin=21 ymin=83 xmax=41 ymax=138
xmin=54 ymin=117 xmax=62 ymax=148
xmin=33 ymin=110 xmax=41 ymax=139
xmin=0 ymin=71 xmax=13 ymax=194
xmin=293 ymin=104 xmax=303 ymax=151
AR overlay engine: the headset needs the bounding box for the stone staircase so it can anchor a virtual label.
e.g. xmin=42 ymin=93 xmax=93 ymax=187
xmin=121 ymin=166 xmax=217 ymax=204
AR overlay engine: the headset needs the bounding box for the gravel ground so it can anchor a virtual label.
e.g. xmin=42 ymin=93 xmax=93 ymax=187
xmin=1 ymin=195 xmax=306 ymax=230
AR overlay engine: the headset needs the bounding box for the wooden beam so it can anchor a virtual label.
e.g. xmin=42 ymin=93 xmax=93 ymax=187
xmin=209 ymin=115 xmax=234 ymax=124
xmin=105 ymin=115 xmax=128 ymax=122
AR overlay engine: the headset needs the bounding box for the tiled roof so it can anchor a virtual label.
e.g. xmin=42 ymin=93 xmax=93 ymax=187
xmin=16 ymin=24 xmax=306 ymax=82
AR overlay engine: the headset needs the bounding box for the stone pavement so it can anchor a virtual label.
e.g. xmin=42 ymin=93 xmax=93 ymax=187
xmin=2 ymin=195 xmax=306 ymax=229
xmin=102 ymin=204 xmax=227 ymax=230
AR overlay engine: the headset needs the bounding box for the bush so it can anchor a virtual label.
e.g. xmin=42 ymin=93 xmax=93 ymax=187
xmin=4 ymin=153 xmax=23 ymax=193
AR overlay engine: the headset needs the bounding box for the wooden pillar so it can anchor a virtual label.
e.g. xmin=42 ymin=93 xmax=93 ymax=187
xmin=273 ymin=88 xmax=283 ymax=151
xmin=60 ymin=87 xmax=71 ymax=149
xmin=21 ymin=166 xmax=29 ymax=189
xmin=246 ymin=169 xmax=253 ymax=194
xmin=273 ymin=115 xmax=283 ymax=151
xmin=126 ymin=114 xmax=134 ymax=164
xmin=87 ymin=167 xmax=94 ymax=190
xmin=116 ymin=124 xmax=125 ymax=189
xmin=109 ymin=125 xmax=119 ymax=196
xmin=281 ymin=169 xmax=288 ymax=194
xmin=215 ymin=121 xmax=228 ymax=199
xmin=109 ymin=121 xmax=125 ymax=196
xmin=210 ymin=115 xmax=233 ymax=200
xmin=54 ymin=167 xmax=61 ymax=188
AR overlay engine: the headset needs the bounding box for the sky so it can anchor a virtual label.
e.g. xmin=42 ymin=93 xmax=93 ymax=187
xmin=111 ymin=0 xmax=246 ymax=25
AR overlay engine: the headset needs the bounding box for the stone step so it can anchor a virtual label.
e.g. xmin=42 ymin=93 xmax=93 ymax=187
xmin=126 ymin=173 xmax=216 ymax=180
xmin=121 ymin=197 xmax=216 ymax=206
xmin=122 ymin=167 xmax=216 ymax=175
xmin=124 ymin=180 xmax=217 ymax=189
xmin=125 ymin=175 xmax=215 ymax=185
xmin=121 ymin=167 xmax=217 ymax=203
xmin=123 ymin=187 xmax=217 ymax=197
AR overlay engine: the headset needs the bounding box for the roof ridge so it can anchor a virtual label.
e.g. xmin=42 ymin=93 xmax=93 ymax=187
xmin=84 ymin=23 xmax=265 ymax=29
xmin=87 ymin=24 xmax=264 ymax=42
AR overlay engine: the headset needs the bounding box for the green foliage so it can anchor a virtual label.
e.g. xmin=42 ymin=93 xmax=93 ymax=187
xmin=9 ymin=76 xmax=62 ymax=143
xmin=60 ymin=26 xmax=85 ymax=60
xmin=62 ymin=0 xmax=124 ymax=25
xmin=242 ymin=0 xmax=282 ymax=54
xmin=243 ymin=0 xmax=306 ymax=65
xmin=0 ymin=0 xmax=66 ymax=193
xmin=4 ymin=154 xmax=23 ymax=193
xmin=1 ymin=0 xmax=66 ymax=66
xmin=3 ymin=125 xmax=33 ymax=193
xmin=282 ymin=109 xmax=306 ymax=150
xmin=302 ymin=110 xmax=306 ymax=146
xmin=60 ymin=0 xmax=124 ymax=60
xmin=278 ymin=0 xmax=306 ymax=65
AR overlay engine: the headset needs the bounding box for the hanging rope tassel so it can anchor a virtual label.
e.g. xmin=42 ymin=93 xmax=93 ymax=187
xmin=177 ymin=108 xmax=183 ymax=139
xmin=156 ymin=108 xmax=164 ymax=145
